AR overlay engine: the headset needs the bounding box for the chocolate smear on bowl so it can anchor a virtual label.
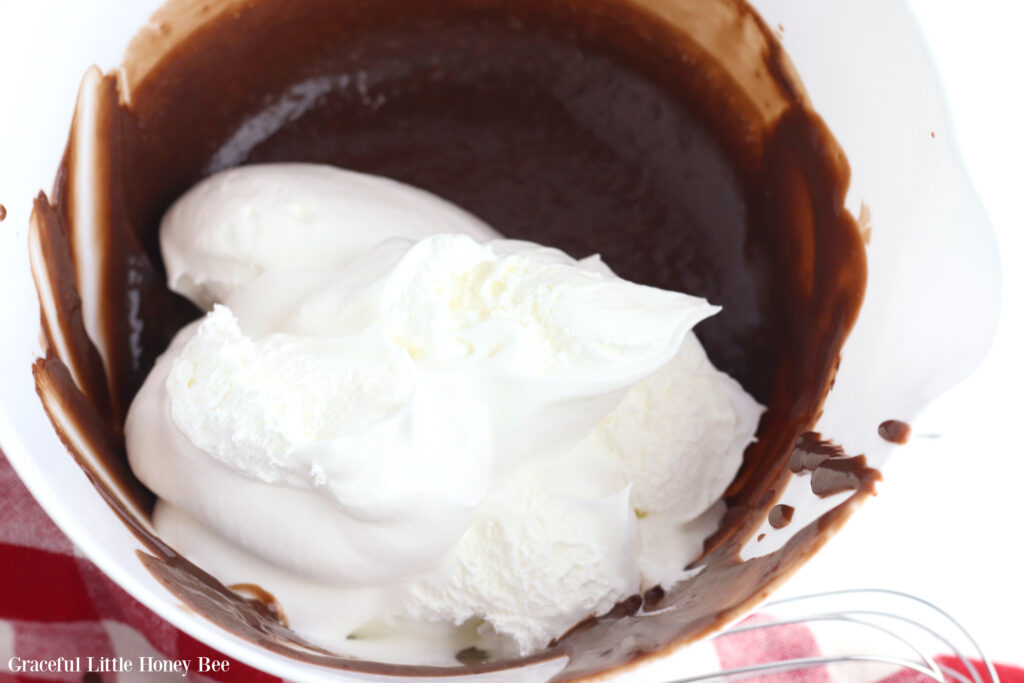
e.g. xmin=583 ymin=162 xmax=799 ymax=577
xmin=786 ymin=432 xmax=882 ymax=499
xmin=811 ymin=456 xmax=881 ymax=498
xmin=27 ymin=0 xmax=876 ymax=679
xmin=879 ymin=419 xmax=912 ymax=444
xmin=789 ymin=432 xmax=845 ymax=474
xmin=455 ymin=647 xmax=492 ymax=665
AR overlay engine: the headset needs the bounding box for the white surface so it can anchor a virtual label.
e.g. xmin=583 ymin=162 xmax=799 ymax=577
xmin=0 ymin=0 xmax=1018 ymax=677
xmin=769 ymin=0 xmax=1024 ymax=665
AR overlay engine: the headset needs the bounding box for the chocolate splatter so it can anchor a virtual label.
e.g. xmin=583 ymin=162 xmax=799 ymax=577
xmin=768 ymin=504 xmax=795 ymax=529
xmin=789 ymin=432 xmax=844 ymax=473
xmin=789 ymin=432 xmax=882 ymax=498
xmin=878 ymin=419 xmax=912 ymax=445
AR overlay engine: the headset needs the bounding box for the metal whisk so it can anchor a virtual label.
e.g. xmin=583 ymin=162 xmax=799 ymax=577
xmin=663 ymin=589 xmax=1000 ymax=683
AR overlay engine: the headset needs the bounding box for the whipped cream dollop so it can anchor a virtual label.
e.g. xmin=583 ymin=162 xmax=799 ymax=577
xmin=126 ymin=163 xmax=762 ymax=661
xmin=160 ymin=163 xmax=499 ymax=310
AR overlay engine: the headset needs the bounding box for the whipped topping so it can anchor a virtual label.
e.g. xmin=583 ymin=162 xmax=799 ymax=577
xmin=126 ymin=163 xmax=762 ymax=660
xmin=160 ymin=163 xmax=499 ymax=310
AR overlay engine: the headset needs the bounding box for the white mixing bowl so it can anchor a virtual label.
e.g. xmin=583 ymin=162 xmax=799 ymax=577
xmin=0 ymin=0 xmax=999 ymax=680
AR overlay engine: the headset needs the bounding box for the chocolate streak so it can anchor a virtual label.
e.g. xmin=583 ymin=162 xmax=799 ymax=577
xmin=28 ymin=0 xmax=874 ymax=679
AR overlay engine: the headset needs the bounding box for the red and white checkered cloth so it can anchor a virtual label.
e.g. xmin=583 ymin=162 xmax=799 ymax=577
xmin=2 ymin=449 xmax=1020 ymax=683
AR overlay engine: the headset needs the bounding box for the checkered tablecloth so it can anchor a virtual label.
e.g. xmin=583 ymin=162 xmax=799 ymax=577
xmin=2 ymin=449 xmax=1020 ymax=683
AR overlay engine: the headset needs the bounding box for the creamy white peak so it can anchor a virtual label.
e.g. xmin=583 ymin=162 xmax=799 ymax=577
xmin=126 ymin=163 xmax=762 ymax=660
xmin=160 ymin=163 xmax=499 ymax=310
xmin=166 ymin=306 xmax=416 ymax=488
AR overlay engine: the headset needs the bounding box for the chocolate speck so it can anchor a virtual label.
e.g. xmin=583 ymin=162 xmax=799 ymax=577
xmin=757 ymin=533 xmax=765 ymax=542
xmin=931 ymin=131 xmax=936 ymax=139
xmin=878 ymin=419 xmax=911 ymax=445
xmin=642 ymin=585 xmax=666 ymax=610
xmin=456 ymin=647 xmax=490 ymax=664
xmin=768 ymin=504 xmax=795 ymax=529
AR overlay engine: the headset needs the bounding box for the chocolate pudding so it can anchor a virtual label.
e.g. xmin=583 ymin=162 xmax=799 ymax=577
xmin=28 ymin=0 xmax=873 ymax=678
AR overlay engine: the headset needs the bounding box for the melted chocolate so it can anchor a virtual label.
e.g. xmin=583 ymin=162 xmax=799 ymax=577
xmin=879 ymin=419 xmax=912 ymax=444
xmin=768 ymin=504 xmax=795 ymax=529
xmin=27 ymin=0 xmax=875 ymax=678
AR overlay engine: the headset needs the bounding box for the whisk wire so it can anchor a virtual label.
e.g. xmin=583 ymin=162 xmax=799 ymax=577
xmin=763 ymin=590 xmax=996 ymax=683
xmin=669 ymin=654 xmax=948 ymax=683
xmin=715 ymin=613 xmax=949 ymax=682
xmin=661 ymin=589 xmax=999 ymax=683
